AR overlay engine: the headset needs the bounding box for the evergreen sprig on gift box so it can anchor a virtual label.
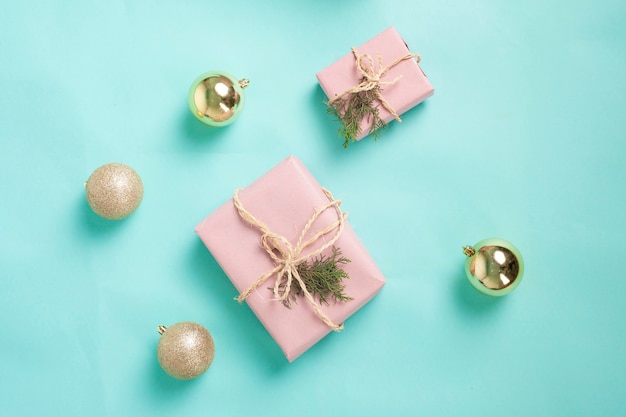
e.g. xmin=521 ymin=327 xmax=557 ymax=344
xmin=278 ymin=246 xmax=353 ymax=308
xmin=327 ymin=86 xmax=387 ymax=148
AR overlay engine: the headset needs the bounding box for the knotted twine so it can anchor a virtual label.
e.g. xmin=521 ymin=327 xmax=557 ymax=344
xmin=232 ymin=187 xmax=348 ymax=331
xmin=328 ymin=47 xmax=421 ymax=123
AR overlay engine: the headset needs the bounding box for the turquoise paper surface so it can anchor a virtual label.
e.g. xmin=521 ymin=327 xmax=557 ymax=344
xmin=1 ymin=1 xmax=625 ymax=416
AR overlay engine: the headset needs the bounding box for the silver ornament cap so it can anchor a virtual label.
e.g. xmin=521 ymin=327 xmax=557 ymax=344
xmin=463 ymin=238 xmax=524 ymax=296
xmin=85 ymin=163 xmax=143 ymax=220
xmin=157 ymin=322 xmax=215 ymax=380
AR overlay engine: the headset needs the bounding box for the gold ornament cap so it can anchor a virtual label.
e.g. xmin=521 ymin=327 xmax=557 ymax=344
xmin=463 ymin=238 xmax=524 ymax=296
xmin=156 ymin=322 xmax=215 ymax=380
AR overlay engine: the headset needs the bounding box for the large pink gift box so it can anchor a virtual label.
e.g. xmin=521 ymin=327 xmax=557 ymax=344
xmin=316 ymin=26 xmax=434 ymax=141
xmin=195 ymin=156 xmax=386 ymax=362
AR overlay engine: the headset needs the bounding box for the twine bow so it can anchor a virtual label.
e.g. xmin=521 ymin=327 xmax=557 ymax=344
xmin=232 ymin=188 xmax=348 ymax=331
xmin=328 ymin=47 xmax=421 ymax=123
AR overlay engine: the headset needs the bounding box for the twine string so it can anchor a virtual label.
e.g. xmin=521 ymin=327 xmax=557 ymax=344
xmin=232 ymin=188 xmax=347 ymax=331
xmin=328 ymin=47 xmax=421 ymax=123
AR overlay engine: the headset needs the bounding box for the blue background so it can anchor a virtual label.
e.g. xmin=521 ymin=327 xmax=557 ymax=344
xmin=1 ymin=1 xmax=625 ymax=416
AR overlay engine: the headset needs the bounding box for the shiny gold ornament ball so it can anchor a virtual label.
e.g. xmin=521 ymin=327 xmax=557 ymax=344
xmin=85 ymin=163 xmax=143 ymax=220
xmin=188 ymin=71 xmax=249 ymax=127
xmin=463 ymin=238 xmax=524 ymax=296
xmin=157 ymin=322 xmax=215 ymax=380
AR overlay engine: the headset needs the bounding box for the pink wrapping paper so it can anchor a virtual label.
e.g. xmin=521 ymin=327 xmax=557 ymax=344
xmin=195 ymin=156 xmax=386 ymax=362
xmin=316 ymin=26 xmax=434 ymax=141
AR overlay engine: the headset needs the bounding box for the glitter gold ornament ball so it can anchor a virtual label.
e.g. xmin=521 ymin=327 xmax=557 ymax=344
xmin=85 ymin=163 xmax=143 ymax=220
xmin=157 ymin=322 xmax=215 ymax=380
xmin=463 ymin=238 xmax=524 ymax=296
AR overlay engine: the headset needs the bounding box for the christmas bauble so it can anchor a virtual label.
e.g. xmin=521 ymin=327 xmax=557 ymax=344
xmin=85 ymin=163 xmax=143 ymax=220
xmin=157 ymin=322 xmax=215 ymax=380
xmin=188 ymin=71 xmax=249 ymax=126
xmin=463 ymin=238 xmax=524 ymax=296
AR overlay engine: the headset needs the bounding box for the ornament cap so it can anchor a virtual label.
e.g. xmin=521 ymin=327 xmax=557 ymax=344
xmin=238 ymin=78 xmax=250 ymax=89
xmin=462 ymin=245 xmax=476 ymax=257
xmin=157 ymin=325 xmax=167 ymax=335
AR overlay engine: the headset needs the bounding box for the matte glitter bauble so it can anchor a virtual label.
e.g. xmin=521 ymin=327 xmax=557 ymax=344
xmin=188 ymin=71 xmax=249 ymax=127
xmin=463 ymin=238 xmax=524 ymax=296
xmin=85 ymin=163 xmax=143 ymax=220
xmin=157 ymin=322 xmax=215 ymax=380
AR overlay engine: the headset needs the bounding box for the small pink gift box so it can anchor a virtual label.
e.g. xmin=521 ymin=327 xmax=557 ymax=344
xmin=195 ymin=156 xmax=386 ymax=362
xmin=316 ymin=26 xmax=434 ymax=143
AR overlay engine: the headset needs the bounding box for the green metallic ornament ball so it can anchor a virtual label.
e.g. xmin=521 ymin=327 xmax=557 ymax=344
xmin=463 ymin=238 xmax=524 ymax=296
xmin=85 ymin=163 xmax=143 ymax=220
xmin=188 ymin=71 xmax=249 ymax=127
xmin=157 ymin=322 xmax=215 ymax=380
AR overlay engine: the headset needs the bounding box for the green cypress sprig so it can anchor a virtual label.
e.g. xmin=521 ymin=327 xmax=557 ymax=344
xmin=327 ymin=84 xmax=387 ymax=148
xmin=277 ymin=246 xmax=353 ymax=308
